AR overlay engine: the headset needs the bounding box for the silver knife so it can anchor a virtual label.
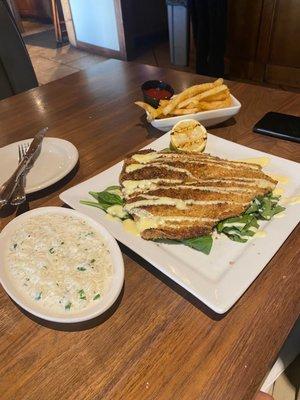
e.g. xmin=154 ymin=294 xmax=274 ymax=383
xmin=0 ymin=127 xmax=48 ymax=208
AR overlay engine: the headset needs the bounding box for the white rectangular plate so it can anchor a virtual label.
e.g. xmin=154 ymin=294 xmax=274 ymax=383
xmin=60 ymin=133 xmax=300 ymax=313
xmin=150 ymin=94 xmax=241 ymax=131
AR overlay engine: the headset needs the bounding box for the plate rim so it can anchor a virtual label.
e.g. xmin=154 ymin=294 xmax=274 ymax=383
xmin=0 ymin=206 xmax=125 ymax=323
xmin=0 ymin=137 xmax=79 ymax=194
xmin=150 ymin=94 xmax=241 ymax=128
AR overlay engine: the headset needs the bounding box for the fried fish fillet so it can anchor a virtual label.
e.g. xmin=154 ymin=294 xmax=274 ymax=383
xmin=119 ymin=150 xmax=277 ymax=240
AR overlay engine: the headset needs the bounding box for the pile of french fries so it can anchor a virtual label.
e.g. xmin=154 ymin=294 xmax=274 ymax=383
xmin=135 ymin=78 xmax=231 ymax=120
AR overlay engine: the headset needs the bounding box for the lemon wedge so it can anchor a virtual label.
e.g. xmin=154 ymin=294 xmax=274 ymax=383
xmin=170 ymin=119 xmax=207 ymax=153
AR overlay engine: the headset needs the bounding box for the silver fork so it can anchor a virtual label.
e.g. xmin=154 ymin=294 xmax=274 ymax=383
xmin=10 ymin=143 xmax=30 ymax=206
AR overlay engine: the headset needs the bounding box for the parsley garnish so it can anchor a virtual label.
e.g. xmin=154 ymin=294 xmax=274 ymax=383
xmin=35 ymin=292 xmax=42 ymax=300
xmin=78 ymin=289 xmax=86 ymax=300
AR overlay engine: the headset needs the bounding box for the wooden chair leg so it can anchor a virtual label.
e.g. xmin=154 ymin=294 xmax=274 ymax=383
xmin=55 ymin=0 xmax=63 ymax=43
xmin=51 ymin=0 xmax=62 ymax=45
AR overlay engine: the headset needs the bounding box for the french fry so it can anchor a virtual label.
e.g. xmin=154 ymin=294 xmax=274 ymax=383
xmin=162 ymin=78 xmax=223 ymax=116
xmin=186 ymin=100 xmax=200 ymax=109
xmin=177 ymin=84 xmax=228 ymax=109
xmin=171 ymin=108 xmax=199 ymax=115
xmin=155 ymin=114 xmax=168 ymax=119
xmin=159 ymin=99 xmax=170 ymax=107
xmin=134 ymin=78 xmax=231 ymax=120
xmin=155 ymin=107 xmax=163 ymax=118
xmin=134 ymin=101 xmax=160 ymax=119
xmin=198 ymin=97 xmax=232 ymax=111
xmin=213 ymin=77 xmax=223 ymax=86
xmin=204 ymin=89 xmax=230 ymax=102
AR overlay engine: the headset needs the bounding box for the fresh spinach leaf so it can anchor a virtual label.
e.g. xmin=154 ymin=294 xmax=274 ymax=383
xmin=218 ymin=192 xmax=285 ymax=243
xmin=181 ymin=235 xmax=213 ymax=255
xmin=272 ymin=204 xmax=285 ymax=215
xmin=80 ymin=200 xmax=111 ymax=211
xmin=226 ymin=234 xmax=248 ymax=243
xmin=89 ymin=191 xmax=123 ymax=206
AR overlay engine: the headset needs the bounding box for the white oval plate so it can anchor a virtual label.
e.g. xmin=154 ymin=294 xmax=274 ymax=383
xmin=150 ymin=94 xmax=241 ymax=132
xmin=0 ymin=138 xmax=79 ymax=194
xmin=0 ymin=207 xmax=124 ymax=323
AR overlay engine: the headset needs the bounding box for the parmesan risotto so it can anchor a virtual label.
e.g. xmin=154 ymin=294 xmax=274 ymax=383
xmin=6 ymin=214 xmax=113 ymax=313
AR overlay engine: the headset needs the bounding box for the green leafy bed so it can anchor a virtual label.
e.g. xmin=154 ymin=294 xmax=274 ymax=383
xmin=81 ymin=188 xmax=284 ymax=255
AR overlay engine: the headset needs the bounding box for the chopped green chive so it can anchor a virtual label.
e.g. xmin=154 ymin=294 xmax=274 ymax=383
xmin=77 ymin=266 xmax=86 ymax=271
xmin=85 ymin=232 xmax=94 ymax=237
xmin=13 ymin=243 xmax=17 ymax=249
xmin=35 ymin=292 xmax=42 ymax=300
xmin=49 ymin=247 xmax=55 ymax=254
xmin=65 ymin=302 xmax=72 ymax=310
xmin=93 ymin=293 xmax=100 ymax=300
xmin=78 ymin=289 xmax=86 ymax=300
xmin=90 ymin=259 xmax=95 ymax=264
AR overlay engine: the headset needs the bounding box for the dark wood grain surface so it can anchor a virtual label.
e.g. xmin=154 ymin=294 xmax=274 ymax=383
xmin=226 ymin=0 xmax=300 ymax=88
xmin=0 ymin=59 xmax=299 ymax=400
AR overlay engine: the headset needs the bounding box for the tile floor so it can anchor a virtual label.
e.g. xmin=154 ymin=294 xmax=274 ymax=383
xmin=21 ymin=19 xmax=54 ymax=37
xmin=24 ymin=29 xmax=107 ymax=85
xmin=23 ymin=25 xmax=195 ymax=86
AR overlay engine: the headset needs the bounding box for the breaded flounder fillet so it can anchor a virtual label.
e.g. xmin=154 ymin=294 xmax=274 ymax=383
xmin=120 ymin=150 xmax=277 ymax=240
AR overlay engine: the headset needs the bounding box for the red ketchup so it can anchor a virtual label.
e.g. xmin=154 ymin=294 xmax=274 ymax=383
xmin=145 ymin=87 xmax=172 ymax=100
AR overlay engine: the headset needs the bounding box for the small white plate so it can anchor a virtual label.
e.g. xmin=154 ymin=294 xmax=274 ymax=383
xmin=150 ymin=94 xmax=241 ymax=132
xmin=0 ymin=207 xmax=124 ymax=323
xmin=60 ymin=131 xmax=300 ymax=314
xmin=0 ymin=138 xmax=79 ymax=194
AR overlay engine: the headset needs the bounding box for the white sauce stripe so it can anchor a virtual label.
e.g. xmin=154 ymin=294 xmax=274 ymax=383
xmin=131 ymin=152 xmax=261 ymax=170
xmin=126 ymin=159 xmax=260 ymax=174
xmin=122 ymin=178 xmax=273 ymax=198
xmin=125 ymin=198 xmax=248 ymax=211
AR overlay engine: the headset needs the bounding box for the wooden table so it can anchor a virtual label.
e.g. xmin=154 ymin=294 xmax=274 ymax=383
xmin=0 ymin=59 xmax=299 ymax=400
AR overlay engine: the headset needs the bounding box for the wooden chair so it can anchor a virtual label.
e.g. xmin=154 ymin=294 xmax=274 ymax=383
xmin=6 ymin=0 xmax=24 ymax=33
xmin=0 ymin=0 xmax=38 ymax=100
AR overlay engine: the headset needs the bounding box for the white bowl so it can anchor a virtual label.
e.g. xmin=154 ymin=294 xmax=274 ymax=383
xmin=150 ymin=94 xmax=241 ymax=132
xmin=0 ymin=207 xmax=124 ymax=323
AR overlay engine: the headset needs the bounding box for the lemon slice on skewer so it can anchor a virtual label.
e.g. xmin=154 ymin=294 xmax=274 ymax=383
xmin=170 ymin=119 xmax=207 ymax=153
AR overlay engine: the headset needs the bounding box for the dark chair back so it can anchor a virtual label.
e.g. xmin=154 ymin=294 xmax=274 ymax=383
xmin=0 ymin=0 xmax=38 ymax=101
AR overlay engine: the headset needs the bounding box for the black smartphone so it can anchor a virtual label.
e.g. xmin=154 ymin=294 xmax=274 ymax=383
xmin=253 ymin=112 xmax=300 ymax=143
